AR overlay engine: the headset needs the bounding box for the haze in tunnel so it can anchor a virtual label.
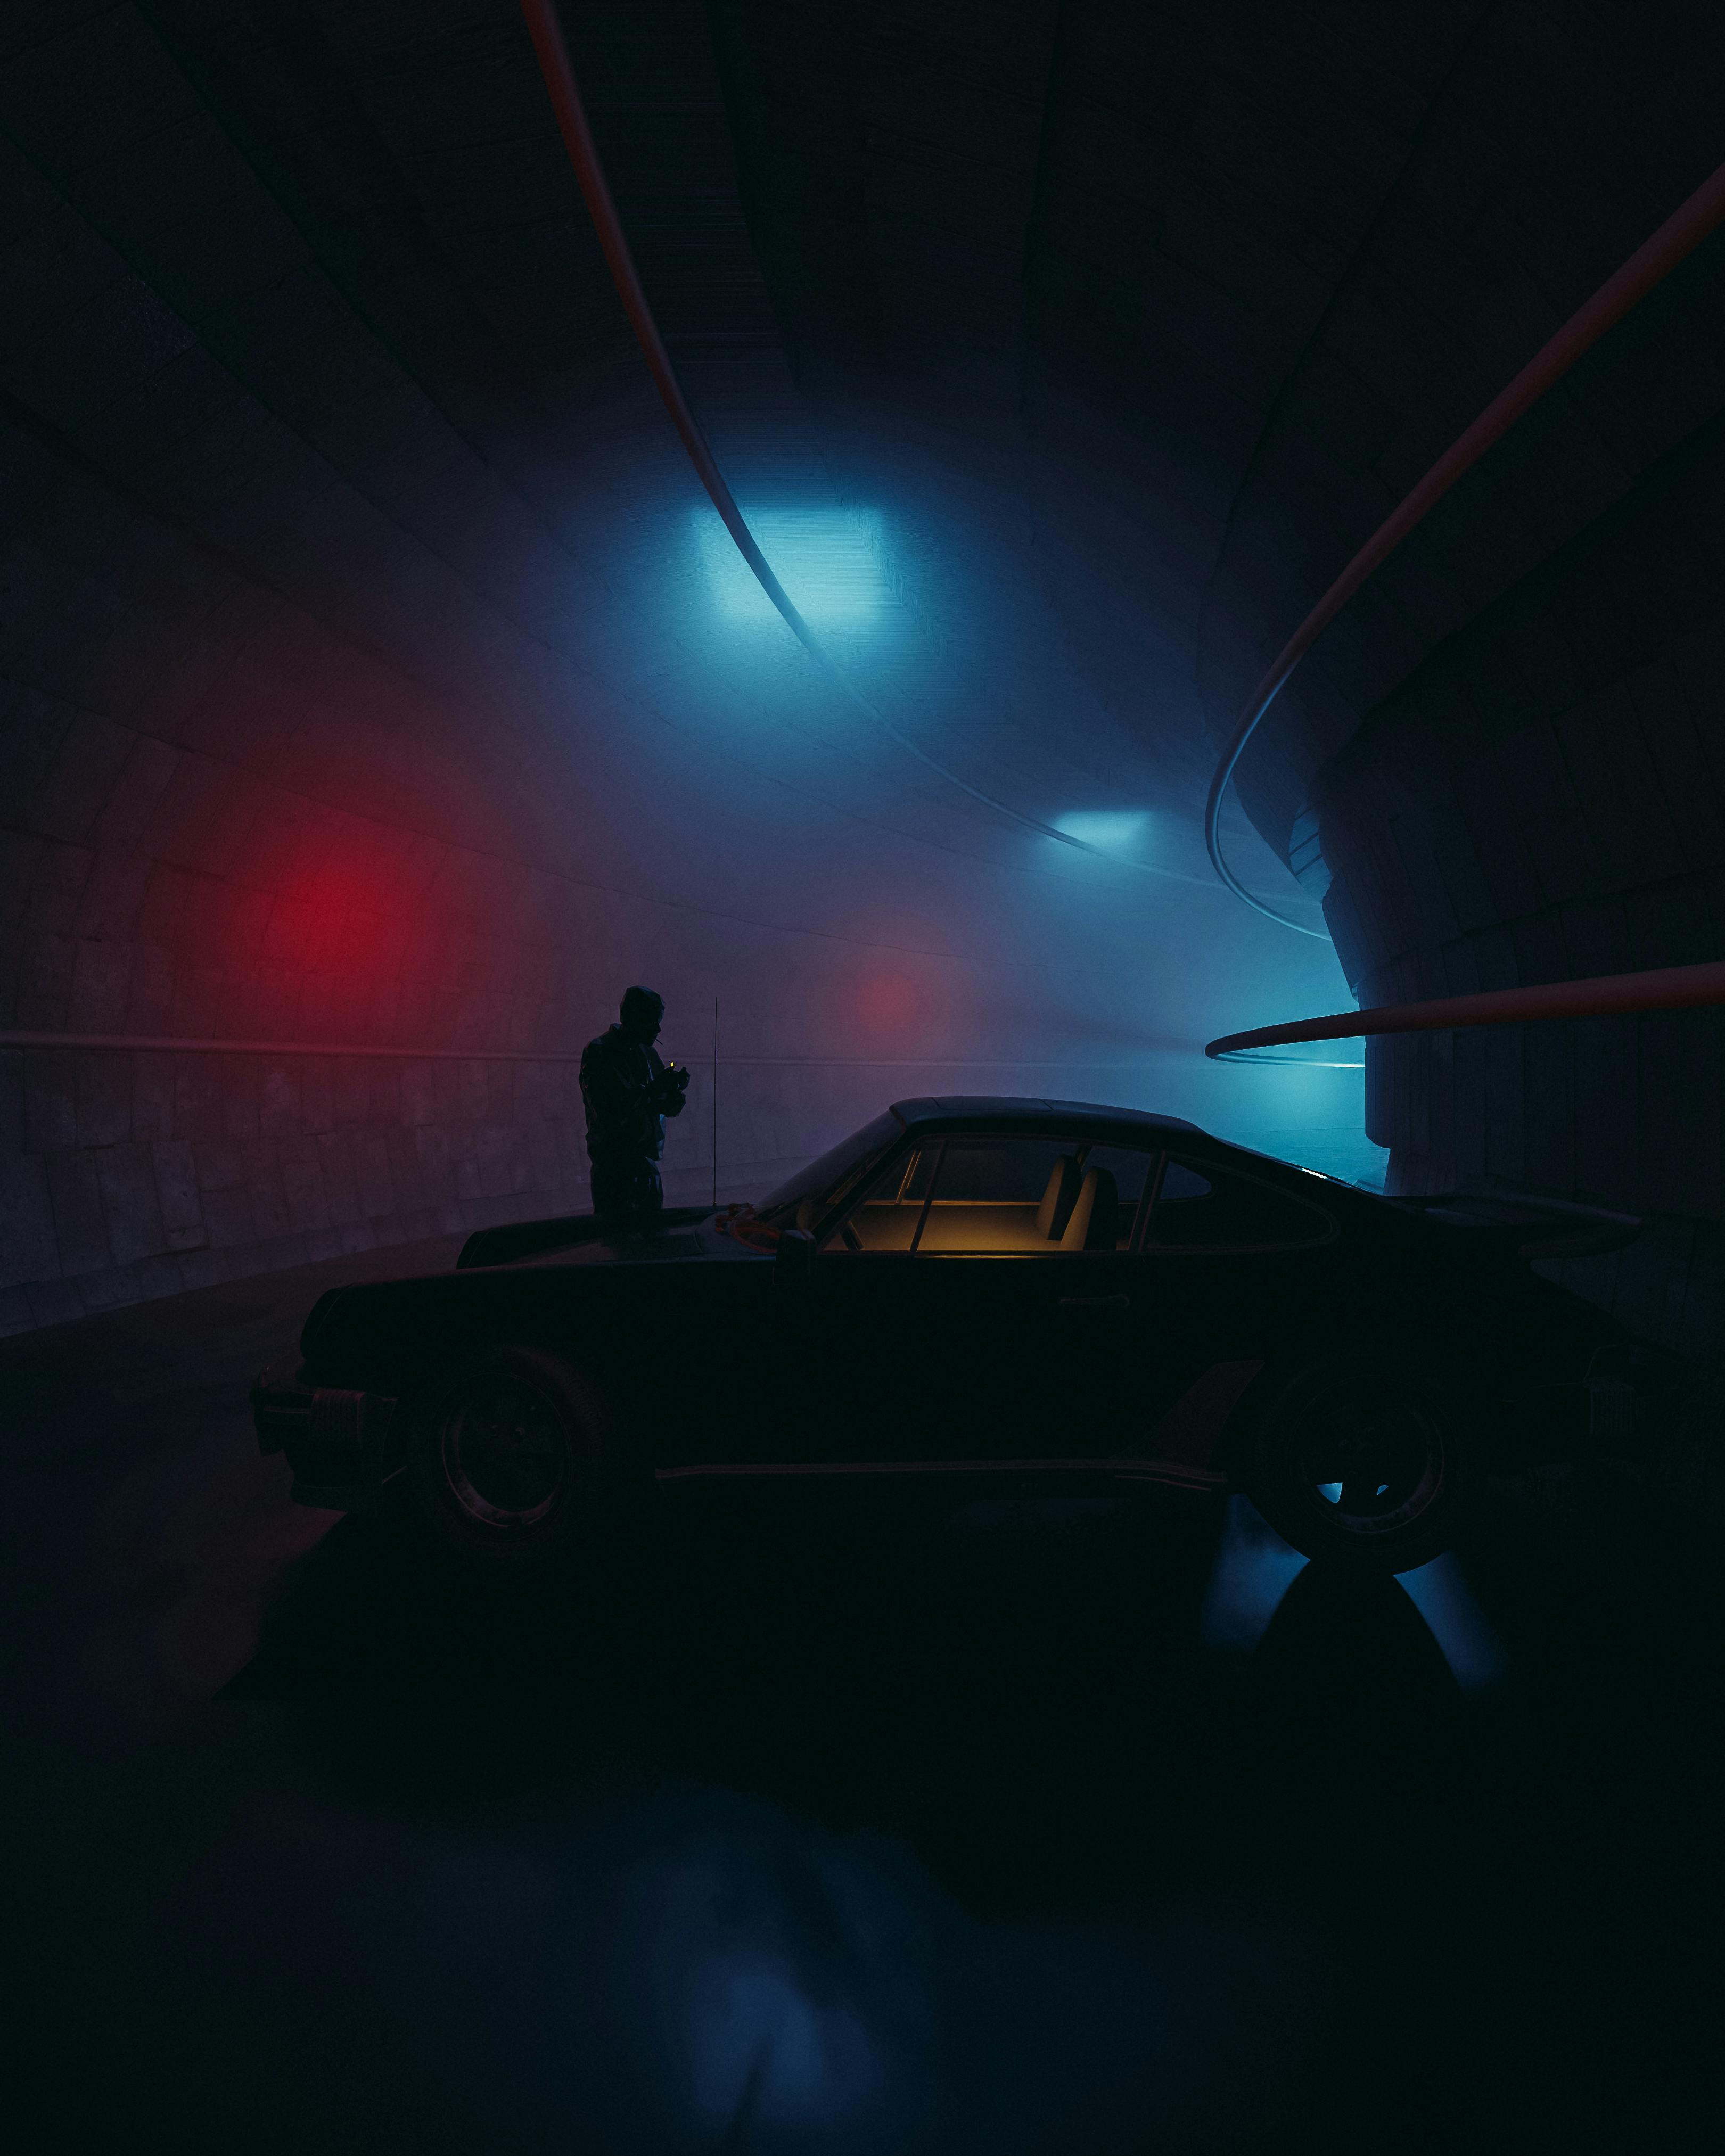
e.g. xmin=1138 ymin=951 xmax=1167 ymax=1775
xmin=0 ymin=0 xmax=1358 ymax=1334
xmin=10 ymin=11 xmax=1725 ymax=2152
xmin=3 ymin=0 xmax=1723 ymax=1437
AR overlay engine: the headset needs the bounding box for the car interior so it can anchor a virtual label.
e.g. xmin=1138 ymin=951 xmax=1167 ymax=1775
xmin=833 ymin=1141 xmax=1146 ymax=1255
xmin=824 ymin=1139 xmax=1343 ymax=1258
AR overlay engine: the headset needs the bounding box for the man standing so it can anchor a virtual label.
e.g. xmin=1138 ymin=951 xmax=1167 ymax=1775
xmin=579 ymin=986 xmax=690 ymax=1227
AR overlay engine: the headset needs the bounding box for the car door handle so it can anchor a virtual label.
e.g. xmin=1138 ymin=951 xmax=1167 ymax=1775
xmin=1058 ymin=1294 xmax=1130 ymax=1311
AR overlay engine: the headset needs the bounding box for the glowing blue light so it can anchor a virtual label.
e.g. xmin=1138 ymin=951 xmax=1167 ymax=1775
xmin=1052 ymin=811 xmax=1151 ymax=851
xmin=695 ymin=509 xmax=883 ymax=623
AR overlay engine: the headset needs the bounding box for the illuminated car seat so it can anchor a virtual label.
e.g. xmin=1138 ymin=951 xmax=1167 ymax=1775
xmin=1036 ymin=1155 xmax=1083 ymax=1241
xmin=1059 ymin=1166 xmax=1120 ymax=1251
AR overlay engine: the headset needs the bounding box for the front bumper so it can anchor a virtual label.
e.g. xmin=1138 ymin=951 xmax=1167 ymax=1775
xmin=252 ymin=1362 xmax=400 ymax=1515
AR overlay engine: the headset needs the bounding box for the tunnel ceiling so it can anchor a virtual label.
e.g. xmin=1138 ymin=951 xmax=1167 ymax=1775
xmin=5 ymin=2 xmax=1719 ymax=838
xmin=3 ymin=0 xmax=1724 ymax=1330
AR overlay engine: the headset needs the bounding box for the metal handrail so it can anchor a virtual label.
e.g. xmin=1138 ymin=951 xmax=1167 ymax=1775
xmin=1206 ymin=959 xmax=1725 ymax=1064
xmin=516 ymin=0 xmax=1205 ymax=884
xmin=0 ymin=1031 xmax=1200 ymax=1069
xmin=0 ymin=1031 xmax=583 ymax=1061
xmin=1203 ymin=157 xmax=1725 ymax=937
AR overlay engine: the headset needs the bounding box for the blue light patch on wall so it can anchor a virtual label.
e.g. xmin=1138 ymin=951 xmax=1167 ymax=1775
xmin=1053 ymin=811 xmax=1150 ymax=850
xmin=696 ymin=509 xmax=883 ymax=623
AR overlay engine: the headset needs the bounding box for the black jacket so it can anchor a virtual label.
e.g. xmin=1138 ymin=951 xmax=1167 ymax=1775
xmin=579 ymin=1026 xmax=684 ymax=1165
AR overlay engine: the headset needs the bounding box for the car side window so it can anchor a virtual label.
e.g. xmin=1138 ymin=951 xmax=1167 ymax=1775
xmin=825 ymin=1135 xmax=1157 ymax=1254
xmin=829 ymin=1144 xmax=939 ymax=1252
xmin=1145 ymin=1156 xmax=1335 ymax=1252
xmin=1077 ymin=1146 xmax=1157 ymax=1251
xmin=916 ymin=1137 xmax=1087 ymax=1253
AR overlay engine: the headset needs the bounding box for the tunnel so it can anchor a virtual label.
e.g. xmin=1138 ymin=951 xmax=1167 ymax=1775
xmin=4 ymin=4 xmax=1724 ymax=2150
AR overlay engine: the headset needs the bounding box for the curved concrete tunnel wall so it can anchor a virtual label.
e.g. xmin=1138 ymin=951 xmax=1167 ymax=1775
xmin=3 ymin=0 xmax=1724 ymax=1526
xmin=1170 ymin=0 xmax=1725 ymax=1512
xmin=1307 ymin=417 xmax=1725 ymax=1516
xmin=0 ymin=0 xmax=1360 ymax=1332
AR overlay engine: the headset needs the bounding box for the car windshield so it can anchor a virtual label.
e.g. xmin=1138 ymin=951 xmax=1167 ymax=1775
xmin=754 ymin=1111 xmax=905 ymax=1229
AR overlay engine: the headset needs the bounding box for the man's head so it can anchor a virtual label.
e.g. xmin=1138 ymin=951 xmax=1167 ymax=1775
xmin=619 ymin=985 xmax=665 ymax=1043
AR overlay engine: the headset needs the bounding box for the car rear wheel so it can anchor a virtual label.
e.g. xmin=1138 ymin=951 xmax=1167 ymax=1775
xmin=406 ymin=1346 xmax=620 ymax=1565
xmin=1243 ymin=1345 xmax=1485 ymax=1572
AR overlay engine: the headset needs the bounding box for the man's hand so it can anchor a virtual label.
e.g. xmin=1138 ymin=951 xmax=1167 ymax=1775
xmin=652 ymin=1064 xmax=692 ymax=1112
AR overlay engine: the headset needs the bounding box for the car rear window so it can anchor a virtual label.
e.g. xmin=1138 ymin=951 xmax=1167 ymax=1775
xmin=1146 ymin=1157 xmax=1335 ymax=1252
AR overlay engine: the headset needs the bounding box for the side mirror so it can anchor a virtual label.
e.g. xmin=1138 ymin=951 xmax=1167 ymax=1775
xmin=774 ymin=1228 xmax=817 ymax=1283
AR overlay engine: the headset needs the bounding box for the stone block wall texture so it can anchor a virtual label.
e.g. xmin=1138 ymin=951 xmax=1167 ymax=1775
xmin=1303 ymin=412 xmax=1725 ymax=1519
xmin=8 ymin=0 xmax=1725 ymax=1416
xmin=0 ymin=1032 xmax=937 ymax=1334
xmin=1137 ymin=2 xmax=1725 ymax=1519
xmin=0 ymin=4 xmax=1033 ymax=1334
xmin=1192 ymin=2 xmax=1725 ymax=866
xmin=0 ymin=0 xmax=1382 ymax=1336
xmin=1 ymin=1047 xmax=569 ymax=1333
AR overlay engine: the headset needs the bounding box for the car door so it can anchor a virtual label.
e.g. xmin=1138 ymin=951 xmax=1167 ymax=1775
xmin=1031 ymin=1141 xmax=1163 ymax=1450
xmin=777 ymin=1131 xmax=1162 ymax=1465
xmin=1122 ymin=1152 xmax=1345 ymax=1464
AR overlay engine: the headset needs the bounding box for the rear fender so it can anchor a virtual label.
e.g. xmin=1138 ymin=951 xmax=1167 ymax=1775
xmin=1207 ymin=1331 xmax=1504 ymax=1479
xmin=1386 ymin=1193 xmax=1643 ymax=1261
xmin=1127 ymin=1360 xmax=1264 ymax=1476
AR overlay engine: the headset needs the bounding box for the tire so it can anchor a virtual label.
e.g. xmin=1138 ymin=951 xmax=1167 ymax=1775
xmin=1243 ymin=1343 xmax=1485 ymax=1572
xmin=406 ymin=1346 xmax=620 ymax=1565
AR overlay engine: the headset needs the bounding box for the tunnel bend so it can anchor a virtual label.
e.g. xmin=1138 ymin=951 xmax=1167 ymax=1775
xmin=0 ymin=0 xmax=1718 ymax=1549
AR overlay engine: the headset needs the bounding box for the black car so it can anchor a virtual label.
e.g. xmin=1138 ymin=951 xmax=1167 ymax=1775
xmin=253 ymin=1098 xmax=1672 ymax=1572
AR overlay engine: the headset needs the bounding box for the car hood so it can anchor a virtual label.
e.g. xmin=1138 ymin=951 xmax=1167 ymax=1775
xmin=454 ymin=1205 xmax=720 ymax=1270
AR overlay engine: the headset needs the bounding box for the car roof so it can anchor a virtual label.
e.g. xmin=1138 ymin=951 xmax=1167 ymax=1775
xmin=890 ymin=1096 xmax=1209 ymax=1138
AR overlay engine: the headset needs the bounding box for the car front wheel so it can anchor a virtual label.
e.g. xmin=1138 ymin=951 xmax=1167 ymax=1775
xmin=406 ymin=1346 xmax=619 ymax=1564
xmin=1243 ymin=1344 xmax=1485 ymax=1572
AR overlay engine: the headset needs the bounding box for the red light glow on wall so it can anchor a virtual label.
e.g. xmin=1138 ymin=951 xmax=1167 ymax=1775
xmin=269 ymin=871 xmax=405 ymax=978
xmin=855 ymin=972 xmax=921 ymax=1035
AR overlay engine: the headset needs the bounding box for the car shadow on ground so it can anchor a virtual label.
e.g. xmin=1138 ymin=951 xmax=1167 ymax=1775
xmin=9 ymin=1247 xmax=1718 ymax=2153
xmin=222 ymin=1485 xmax=1464 ymax=1866
xmin=161 ymin=1487 xmax=1492 ymax=2151
xmin=19 ymin=1476 xmax=1720 ymax=2155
